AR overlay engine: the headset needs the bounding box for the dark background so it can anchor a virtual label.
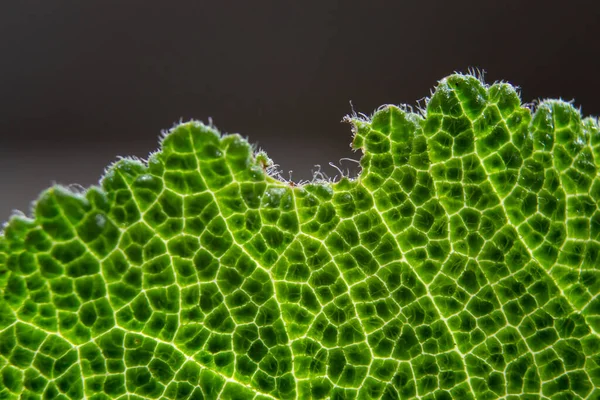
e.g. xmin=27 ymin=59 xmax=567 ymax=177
xmin=2 ymin=1 xmax=599 ymax=223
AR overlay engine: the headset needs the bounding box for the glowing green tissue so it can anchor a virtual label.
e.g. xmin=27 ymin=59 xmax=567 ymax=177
xmin=1 ymin=74 xmax=600 ymax=399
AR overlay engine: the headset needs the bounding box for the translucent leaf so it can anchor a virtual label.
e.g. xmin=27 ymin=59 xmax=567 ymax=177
xmin=1 ymin=74 xmax=600 ymax=399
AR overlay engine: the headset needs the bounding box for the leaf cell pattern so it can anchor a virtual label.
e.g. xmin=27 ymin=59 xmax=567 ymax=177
xmin=1 ymin=74 xmax=600 ymax=399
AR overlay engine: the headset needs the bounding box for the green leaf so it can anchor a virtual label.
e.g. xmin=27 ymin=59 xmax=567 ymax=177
xmin=1 ymin=73 xmax=600 ymax=399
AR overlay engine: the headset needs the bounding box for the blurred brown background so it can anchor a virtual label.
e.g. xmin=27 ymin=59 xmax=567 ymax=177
xmin=1 ymin=0 xmax=599 ymax=222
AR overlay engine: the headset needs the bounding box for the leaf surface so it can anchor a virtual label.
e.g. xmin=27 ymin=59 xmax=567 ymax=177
xmin=1 ymin=74 xmax=600 ymax=399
